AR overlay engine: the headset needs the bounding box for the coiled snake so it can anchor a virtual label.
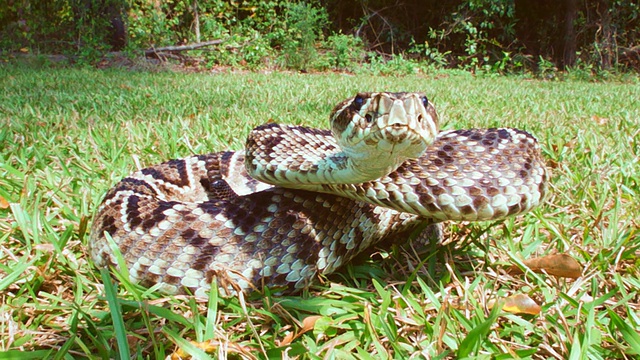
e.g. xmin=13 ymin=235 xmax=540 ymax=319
xmin=89 ymin=92 xmax=548 ymax=296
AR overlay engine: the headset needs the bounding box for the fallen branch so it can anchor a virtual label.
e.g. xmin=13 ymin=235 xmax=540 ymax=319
xmin=145 ymin=39 xmax=224 ymax=57
xmin=146 ymin=52 xmax=186 ymax=62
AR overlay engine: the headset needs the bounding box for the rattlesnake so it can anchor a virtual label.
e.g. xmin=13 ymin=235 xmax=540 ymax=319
xmin=89 ymin=92 xmax=548 ymax=296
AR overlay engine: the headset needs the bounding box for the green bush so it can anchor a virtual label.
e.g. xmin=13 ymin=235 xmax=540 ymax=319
xmin=360 ymin=53 xmax=426 ymax=76
xmin=276 ymin=2 xmax=328 ymax=70
xmin=1 ymin=0 xmax=637 ymax=73
xmin=322 ymin=34 xmax=365 ymax=71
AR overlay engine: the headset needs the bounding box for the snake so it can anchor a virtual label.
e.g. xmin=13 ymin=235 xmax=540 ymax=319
xmin=89 ymin=92 xmax=548 ymax=297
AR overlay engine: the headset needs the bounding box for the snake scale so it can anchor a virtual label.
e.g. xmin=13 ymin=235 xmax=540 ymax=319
xmin=89 ymin=92 xmax=548 ymax=296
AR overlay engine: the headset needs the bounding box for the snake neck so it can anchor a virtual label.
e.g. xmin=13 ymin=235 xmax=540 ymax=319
xmin=312 ymin=149 xmax=407 ymax=185
xmin=246 ymin=122 xmax=430 ymax=187
xmin=246 ymin=124 xmax=418 ymax=187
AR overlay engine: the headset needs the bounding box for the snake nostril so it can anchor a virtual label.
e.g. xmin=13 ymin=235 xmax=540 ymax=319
xmin=365 ymin=114 xmax=373 ymax=123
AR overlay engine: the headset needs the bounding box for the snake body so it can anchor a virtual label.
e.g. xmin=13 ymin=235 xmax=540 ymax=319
xmin=89 ymin=93 xmax=548 ymax=296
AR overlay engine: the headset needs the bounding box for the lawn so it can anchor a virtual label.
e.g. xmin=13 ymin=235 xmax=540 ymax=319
xmin=0 ymin=63 xmax=639 ymax=359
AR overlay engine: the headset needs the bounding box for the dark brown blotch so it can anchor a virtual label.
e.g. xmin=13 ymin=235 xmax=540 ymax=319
xmin=141 ymin=159 xmax=189 ymax=188
xmin=472 ymin=195 xmax=489 ymax=208
xmin=163 ymin=274 xmax=182 ymax=286
xmin=460 ymin=205 xmax=475 ymax=215
xmin=497 ymin=129 xmax=511 ymax=139
xmin=519 ymin=170 xmax=529 ymax=179
xmin=126 ymin=195 xmax=143 ymax=229
xmin=508 ymin=203 xmax=521 ymax=216
xmin=486 ymin=186 xmax=500 ymax=196
xmin=192 ymin=242 xmax=221 ymax=271
xmin=99 ymin=214 xmax=118 ymax=237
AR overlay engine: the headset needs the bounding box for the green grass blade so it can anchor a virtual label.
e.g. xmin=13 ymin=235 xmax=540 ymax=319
xmin=204 ymin=278 xmax=219 ymax=341
xmin=0 ymin=254 xmax=34 ymax=291
xmin=456 ymin=304 xmax=501 ymax=358
xmin=567 ymin=330 xmax=582 ymax=360
xmin=100 ymin=268 xmax=131 ymax=360
xmin=608 ymin=309 xmax=640 ymax=355
xmin=0 ymin=350 xmax=54 ymax=359
xmin=118 ymin=299 xmax=192 ymax=327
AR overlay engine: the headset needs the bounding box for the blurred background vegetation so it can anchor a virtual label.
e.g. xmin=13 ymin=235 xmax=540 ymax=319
xmin=1 ymin=0 xmax=639 ymax=74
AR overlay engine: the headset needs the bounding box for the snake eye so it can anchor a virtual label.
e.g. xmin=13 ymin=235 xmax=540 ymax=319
xmin=353 ymin=94 xmax=365 ymax=110
xmin=421 ymin=96 xmax=429 ymax=108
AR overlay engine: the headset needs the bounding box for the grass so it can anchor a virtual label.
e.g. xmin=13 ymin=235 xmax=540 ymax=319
xmin=0 ymin=62 xmax=639 ymax=359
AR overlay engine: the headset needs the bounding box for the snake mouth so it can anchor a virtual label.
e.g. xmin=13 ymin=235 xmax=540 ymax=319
xmin=376 ymin=124 xmax=428 ymax=158
xmin=381 ymin=124 xmax=411 ymax=141
xmin=381 ymin=120 xmax=431 ymax=143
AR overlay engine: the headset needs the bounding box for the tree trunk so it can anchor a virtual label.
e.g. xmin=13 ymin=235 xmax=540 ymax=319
xmin=562 ymin=0 xmax=577 ymax=69
xmin=106 ymin=1 xmax=127 ymax=51
xmin=598 ymin=0 xmax=615 ymax=69
xmin=193 ymin=0 xmax=200 ymax=43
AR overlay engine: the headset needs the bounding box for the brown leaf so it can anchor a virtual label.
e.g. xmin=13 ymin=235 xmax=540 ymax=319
xmin=301 ymin=315 xmax=322 ymax=332
xmin=278 ymin=315 xmax=322 ymax=346
xmin=0 ymin=195 xmax=9 ymax=209
xmin=564 ymin=138 xmax=577 ymax=149
xmin=501 ymin=294 xmax=541 ymax=315
xmin=170 ymin=341 xmax=254 ymax=360
xmin=487 ymin=294 xmax=541 ymax=315
xmin=591 ymin=115 xmax=608 ymax=125
xmin=171 ymin=340 xmax=218 ymax=360
xmin=508 ymin=253 xmax=582 ymax=279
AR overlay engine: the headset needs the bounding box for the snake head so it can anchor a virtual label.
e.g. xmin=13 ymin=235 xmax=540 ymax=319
xmin=331 ymin=92 xmax=439 ymax=180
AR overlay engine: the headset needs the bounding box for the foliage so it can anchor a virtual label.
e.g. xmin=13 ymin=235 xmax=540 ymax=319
xmin=408 ymin=39 xmax=451 ymax=68
xmin=323 ymin=0 xmax=640 ymax=73
xmin=424 ymin=0 xmax=518 ymax=71
xmin=0 ymin=0 xmax=126 ymax=63
xmin=0 ymin=1 xmax=639 ymax=77
xmin=360 ymin=53 xmax=427 ymax=76
xmin=315 ymin=33 xmax=366 ymax=71
xmin=276 ymin=2 xmax=329 ymax=70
